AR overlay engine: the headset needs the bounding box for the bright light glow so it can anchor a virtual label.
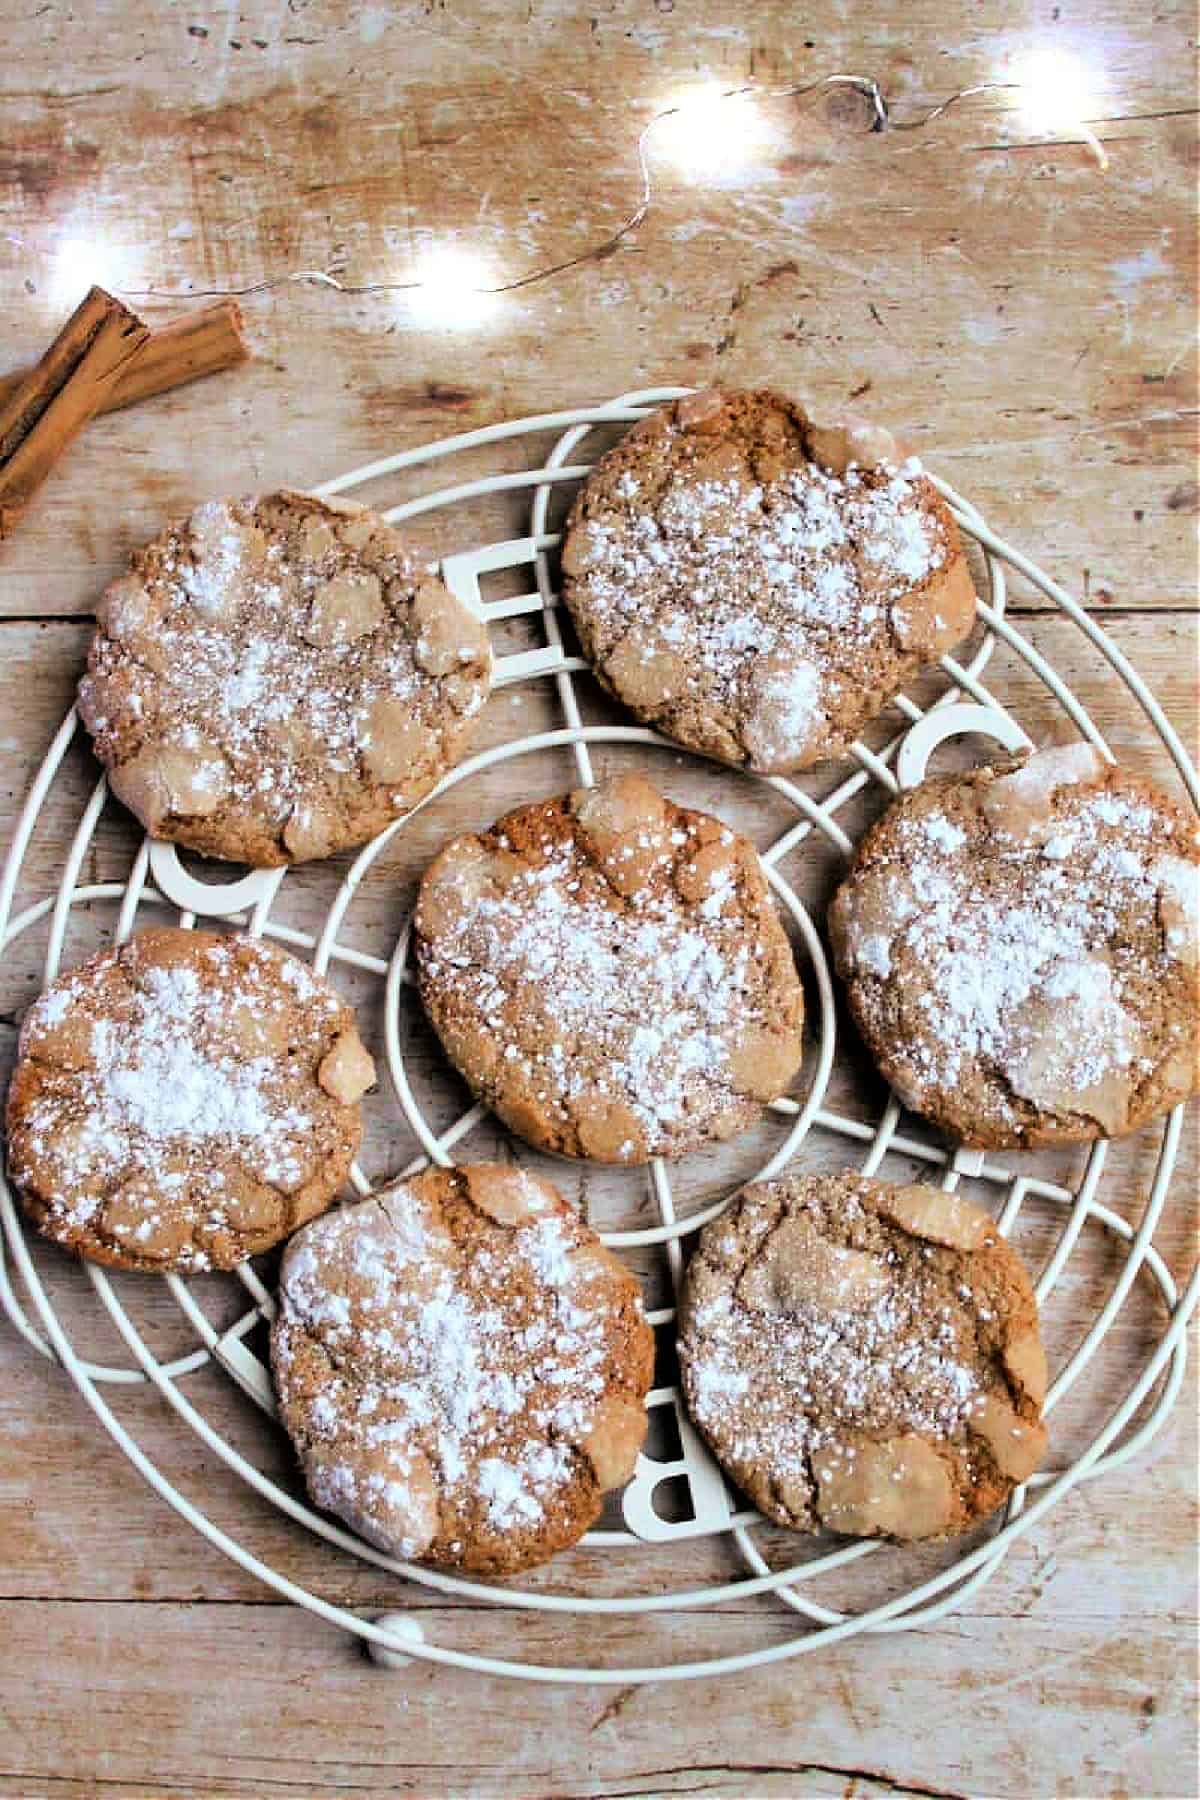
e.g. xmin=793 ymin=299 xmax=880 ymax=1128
xmin=649 ymin=83 xmax=775 ymax=183
xmin=48 ymin=231 xmax=135 ymax=310
xmin=1009 ymin=47 xmax=1108 ymax=165
xmin=400 ymin=246 xmax=503 ymax=329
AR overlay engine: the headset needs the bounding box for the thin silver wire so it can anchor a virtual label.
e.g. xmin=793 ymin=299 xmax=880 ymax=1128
xmin=101 ymin=72 xmax=1106 ymax=306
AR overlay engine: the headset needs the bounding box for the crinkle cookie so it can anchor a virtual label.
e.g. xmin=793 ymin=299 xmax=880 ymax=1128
xmin=5 ymin=927 xmax=375 ymax=1272
xmin=829 ymin=742 xmax=1199 ymax=1148
xmin=561 ymin=387 xmax=976 ymax=774
xmin=678 ymin=1172 xmax=1048 ymax=1540
xmin=271 ymin=1162 xmax=654 ymax=1574
xmin=413 ymin=773 xmax=805 ymax=1163
xmin=79 ymin=490 xmax=492 ymax=866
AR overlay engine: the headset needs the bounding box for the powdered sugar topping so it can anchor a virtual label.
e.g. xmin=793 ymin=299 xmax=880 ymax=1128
xmin=12 ymin=935 xmax=345 ymax=1268
xmin=570 ymin=452 xmax=952 ymax=765
xmin=838 ymin=775 xmax=1196 ymax=1130
xmin=418 ymin=812 xmax=794 ymax=1157
xmin=276 ymin=1182 xmax=634 ymax=1555
xmin=87 ymin=966 xmax=307 ymax=1166
xmin=80 ymin=497 xmax=489 ymax=846
xmin=683 ymin=1191 xmax=985 ymax=1500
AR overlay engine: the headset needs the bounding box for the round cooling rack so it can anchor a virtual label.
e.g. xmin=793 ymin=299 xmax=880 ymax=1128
xmin=1 ymin=386 xmax=1196 ymax=1685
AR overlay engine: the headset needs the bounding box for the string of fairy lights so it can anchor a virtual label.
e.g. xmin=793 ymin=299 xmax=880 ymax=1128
xmin=5 ymin=50 xmax=1111 ymax=323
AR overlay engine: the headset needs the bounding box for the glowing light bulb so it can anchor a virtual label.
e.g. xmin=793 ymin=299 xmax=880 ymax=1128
xmin=400 ymin=246 xmax=502 ymax=329
xmin=48 ymin=231 xmax=134 ymax=309
xmin=649 ymin=83 xmax=775 ymax=184
xmin=1009 ymin=47 xmax=1108 ymax=166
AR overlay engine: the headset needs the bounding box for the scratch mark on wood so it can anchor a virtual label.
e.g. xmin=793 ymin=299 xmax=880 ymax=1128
xmin=595 ymin=1764 xmax=968 ymax=1800
xmin=589 ymin=1683 xmax=640 ymax=1731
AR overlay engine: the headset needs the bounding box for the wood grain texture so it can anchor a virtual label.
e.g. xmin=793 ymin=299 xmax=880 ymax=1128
xmin=0 ymin=1 xmax=1196 ymax=1796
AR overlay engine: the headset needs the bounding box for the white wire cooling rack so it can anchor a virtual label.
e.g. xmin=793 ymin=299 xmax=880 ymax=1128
xmin=1 ymin=386 xmax=1196 ymax=1685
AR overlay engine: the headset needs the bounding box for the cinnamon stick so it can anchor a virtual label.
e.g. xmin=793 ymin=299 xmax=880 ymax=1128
xmin=0 ymin=298 xmax=249 ymax=421
xmin=97 ymin=300 xmax=250 ymax=413
xmin=0 ymin=286 xmax=149 ymax=540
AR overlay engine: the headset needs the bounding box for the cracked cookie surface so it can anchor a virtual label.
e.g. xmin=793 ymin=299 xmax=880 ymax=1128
xmin=6 ymin=927 xmax=375 ymax=1272
xmin=79 ymin=490 xmax=492 ymax=866
xmin=829 ymin=743 xmax=1199 ymax=1148
xmin=271 ymin=1162 xmax=654 ymax=1574
xmin=561 ymin=388 xmax=976 ymax=774
xmin=678 ymin=1171 xmax=1047 ymax=1539
xmin=413 ymin=773 xmax=805 ymax=1163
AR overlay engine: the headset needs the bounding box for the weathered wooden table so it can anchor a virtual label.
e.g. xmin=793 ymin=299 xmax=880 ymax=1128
xmin=2 ymin=4 xmax=1196 ymax=1795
